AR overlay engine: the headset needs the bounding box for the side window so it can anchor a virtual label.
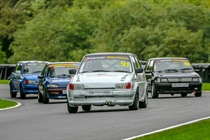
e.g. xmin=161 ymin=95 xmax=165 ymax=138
xmin=16 ymin=64 xmax=23 ymax=73
xmin=145 ymin=60 xmax=154 ymax=71
xmin=130 ymin=56 xmax=137 ymax=69
xmin=134 ymin=56 xmax=141 ymax=68
xmin=145 ymin=60 xmax=151 ymax=71
xmin=41 ymin=65 xmax=47 ymax=76
xmin=149 ymin=60 xmax=154 ymax=71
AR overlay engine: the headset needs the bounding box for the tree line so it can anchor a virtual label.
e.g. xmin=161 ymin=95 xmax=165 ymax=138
xmin=0 ymin=0 xmax=210 ymax=64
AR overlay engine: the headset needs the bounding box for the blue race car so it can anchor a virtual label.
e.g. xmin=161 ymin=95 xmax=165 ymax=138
xmin=9 ymin=61 xmax=48 ymax=99
xmin=37 ymin=62 xmax=79 ymax=104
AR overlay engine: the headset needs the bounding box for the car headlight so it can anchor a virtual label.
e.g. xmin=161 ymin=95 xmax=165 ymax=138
xmin=192 ymin=78 xmax=202 ymax=82
xmin=160 ymin=78 xmax=168 ymax=82
xmin=69 ymin=84 xmax=84 ymax=90
xmin=25 ymin=80 xmax=36 ymax=84
xmin=115 ymin=82 xmax=131 ymax=89
xmin=47 ymin=84 xmax=58 ymax=88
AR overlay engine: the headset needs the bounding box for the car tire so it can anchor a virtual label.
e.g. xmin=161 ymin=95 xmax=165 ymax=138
xmin=67 ymin=102 xmax=78 ymax=113
xmin=139 ymin=88 xmax=148 ymax=108
xmin=10 ymin=85 xmax=17 ymax=98
xmin=181 ymin=93 xmax=187 ymax=97
xmin=151 ymin=82 xmax=158 ymax=98
xmin=129 ymin=93 xmax=139 ymax=110
xmin=43 ymin=89 xmax=49 ymax=104
xmin=195 ymin=91 xmax=202 ymax=97
xmin=82 ymin=105 xmax=91 ymax=111
xmin=20 ymin=85 xmax=26 ymax=99
xmin=38 ymin=90 xmax=43 ymax=103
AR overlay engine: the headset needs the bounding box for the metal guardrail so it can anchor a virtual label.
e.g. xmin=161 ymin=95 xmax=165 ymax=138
xmin=0 ymin=64 xmax=16 ymax=80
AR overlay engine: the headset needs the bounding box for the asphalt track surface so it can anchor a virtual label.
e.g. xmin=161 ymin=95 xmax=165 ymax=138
xmin=0 ymin=84 xmax=210 ymax=140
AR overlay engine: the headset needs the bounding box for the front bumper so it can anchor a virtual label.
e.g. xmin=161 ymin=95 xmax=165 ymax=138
xmin=155 ymin=82 xmax=202 ymax=94
xmin=67 ymin=90 xmax=136 ymax=107
xmin=47 ymin=88 xmax=67 ymax=99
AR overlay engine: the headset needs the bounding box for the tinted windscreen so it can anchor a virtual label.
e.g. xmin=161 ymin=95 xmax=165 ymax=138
xmin=78 ymin=55 xmax=132 ymax=73
xmin=154 ymin=59 xmax=193 ymax=73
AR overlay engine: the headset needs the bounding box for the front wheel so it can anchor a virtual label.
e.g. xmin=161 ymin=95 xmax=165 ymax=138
xmin=139 ymin=90 xmax=148 ymax=108
xmin=67 ymin=103 xmax=78 ymax=113
xmin=129 ymin=93 xmax=139 ymax=110
xmin=20 ymin=86 xmax=26 ymax=99
xmin=38 ymin=90 xmax=43 ymax=103
xmin=82 ymin=105 xmax=91 ymax=111
xmin=151 ymin=82 xmax=158 ymax=98
xmin=43 ymin=89 xmax=49 ymax=104
xmin=10 ymin=85 xmax=17 ymax=98
xmin=195 ymin=91 xmax=202 ymax=97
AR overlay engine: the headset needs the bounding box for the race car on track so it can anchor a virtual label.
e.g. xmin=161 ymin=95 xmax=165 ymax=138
xmin=144 ymin=57 xmax=203 ymax=98
xmin=9 ymin=61 xmax=48 ymax=99
xmin=38 ymin=62 xmax=80 ymax=104
xmin=66 ymin=52 xmax=148 ymax=113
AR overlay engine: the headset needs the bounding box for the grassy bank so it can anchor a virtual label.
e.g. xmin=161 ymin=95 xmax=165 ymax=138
xmin=0 ymin=98 xmax=18 ymax=109
xmin=134 ymin=118 xmax=210 ymax=140
xmin=0 ymin=80 xmax=9 ymax=84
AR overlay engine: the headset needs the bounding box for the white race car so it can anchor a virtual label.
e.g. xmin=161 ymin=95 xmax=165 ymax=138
xmin=66 ymin=52 xmax=148 ymax=113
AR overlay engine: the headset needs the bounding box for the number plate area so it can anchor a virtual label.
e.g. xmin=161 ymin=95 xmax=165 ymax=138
xmin=88 ymin=91 xmax=111 ymax=95
xmin=172 ymin=83 xmax=189 ymax=87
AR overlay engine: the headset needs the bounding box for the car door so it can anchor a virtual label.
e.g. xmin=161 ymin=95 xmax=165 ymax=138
xmin=11 ymin=64 xmax=23 ymax=90
xmin=145 ymin=60 xmax=154 ymax=91
xmin=131 ymin=56 xmax=145 ymax=97
xmin=38 ymin=64 xmax=48 ymax=94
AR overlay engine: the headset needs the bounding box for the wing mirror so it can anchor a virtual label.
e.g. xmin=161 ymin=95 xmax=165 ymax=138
xmin=38 ymin=75 xmax=44 ymax=79
xmin=135 ymin=68 xmax=143 ymax=73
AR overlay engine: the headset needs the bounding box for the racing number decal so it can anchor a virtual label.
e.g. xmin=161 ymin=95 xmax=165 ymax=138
xmin=184 ymin=62 xmax=190 ymax=66
xmin=120 ymin=62 xmax=130 ymax=67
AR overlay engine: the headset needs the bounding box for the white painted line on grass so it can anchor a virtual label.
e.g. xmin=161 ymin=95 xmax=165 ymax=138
xmin=122 ymin=116 xmax=210 ymax=140
xmin=0 ymin=101 xmax=21 ymax=111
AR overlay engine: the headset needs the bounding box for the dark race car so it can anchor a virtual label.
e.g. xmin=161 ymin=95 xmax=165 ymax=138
xmin=38 ymin=62 xmax=79 ymax=104
xmin=9 ymin=61 xmax=48 ymax=99
xmin=144 ymin=57 xmax=202 ymax=98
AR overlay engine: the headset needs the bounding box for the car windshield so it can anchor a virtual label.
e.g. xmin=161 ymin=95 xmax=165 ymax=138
xmin=48 ymin=63 xmax=79 ymax=77
xmin=154 ymin=59 xmax=194 ymax=73
xmin=78 ymin=55 xmax=132 ymax=73
xmin=23 ymin=62 xmax=46 ymax=74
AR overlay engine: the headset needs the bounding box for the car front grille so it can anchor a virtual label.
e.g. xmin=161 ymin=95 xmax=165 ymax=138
xmin=167 ymin=78 xmax=192 ymax=82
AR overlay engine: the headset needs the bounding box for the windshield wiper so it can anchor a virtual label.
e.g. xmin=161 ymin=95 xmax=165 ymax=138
xmin=92 ymin=70 xmax=110 ymax=72
xmin=113 ymin=70 xmax=130 ymax=73
xmin=31 ymin=71 xmax=42 ymax=73
xmin=180 ymin=68 xmax=192 ymax=71
xmin=164 ymin=69 xmax=179 ymax=72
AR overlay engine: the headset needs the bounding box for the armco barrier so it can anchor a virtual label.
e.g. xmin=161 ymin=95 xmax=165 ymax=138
xmin=0 ymin=64 xmax=16 ymax=80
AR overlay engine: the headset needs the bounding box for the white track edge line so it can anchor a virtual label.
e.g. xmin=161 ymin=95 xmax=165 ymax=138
xmin=0 ymin=100 xmax=21 ymax=111
xmin=122 ymin=116 xmax=210 ymax=140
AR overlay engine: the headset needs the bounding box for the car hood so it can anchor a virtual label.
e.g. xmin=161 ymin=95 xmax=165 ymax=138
xmin=155 ymin=72 xmax=200 ymax=78
xmin=46 ymin=77 xmax=70 ymax=83
xmin=73 ymin=72 xmax=132 ymax=83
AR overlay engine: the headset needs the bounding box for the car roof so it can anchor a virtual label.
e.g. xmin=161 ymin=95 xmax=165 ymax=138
xmin=17 ymin=60 xmax=48 ymax=64
xmin=84 ymin=52 xmax=136 ymax=57
xmin=47 ymin=62 xmax=80 ymax=65
xmin=148 ymin=57 xmax=188 ymax=61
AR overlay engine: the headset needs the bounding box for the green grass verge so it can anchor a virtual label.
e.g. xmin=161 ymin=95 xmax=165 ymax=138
xmin=0 ymin=98 xmax=18 ymax=109
xmin=134 ymin=118 xmax=210 ymax=140
xmin=202 ymin=83 xmax=210 ymax=91
xmin=0 ymin=80 xmax=10 ymax=84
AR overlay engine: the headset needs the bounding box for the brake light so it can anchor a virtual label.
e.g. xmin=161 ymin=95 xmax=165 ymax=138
xmin=126 ymin=82 xmax=131 ymax=89
xmin=69 ymin=84 xmax=74 ymax=90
